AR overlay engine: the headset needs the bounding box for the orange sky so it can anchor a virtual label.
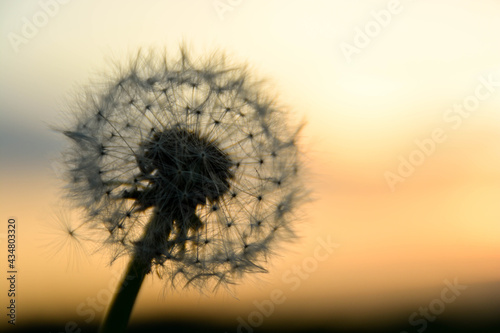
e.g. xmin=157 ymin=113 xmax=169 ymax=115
xmin=1 ymin=0 xmax=500 ymax=331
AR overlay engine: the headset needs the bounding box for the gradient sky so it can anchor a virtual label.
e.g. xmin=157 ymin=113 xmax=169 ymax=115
xmin=1 ymin=0 xmax=500 ymax=331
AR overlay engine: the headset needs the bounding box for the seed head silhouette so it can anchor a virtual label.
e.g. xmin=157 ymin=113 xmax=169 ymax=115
xmin=59 ymin=47 xmax=305 ymax=332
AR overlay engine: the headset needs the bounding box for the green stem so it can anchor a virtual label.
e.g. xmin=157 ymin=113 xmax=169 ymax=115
xmin=98 ymin=252 xmax=148 ymax=333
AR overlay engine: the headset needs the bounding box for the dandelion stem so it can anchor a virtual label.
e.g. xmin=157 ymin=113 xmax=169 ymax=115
xmin=99 ymin=212 xmax=166 ymax=333
xmin=98 ymin=251 xmax=148 ymax=333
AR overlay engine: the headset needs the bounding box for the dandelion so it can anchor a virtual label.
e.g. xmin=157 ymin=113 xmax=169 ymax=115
xmin=59 ymin=47 xmax=304 ymax=333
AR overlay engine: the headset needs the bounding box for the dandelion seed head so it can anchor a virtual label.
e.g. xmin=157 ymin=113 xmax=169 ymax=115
xmin=59 ymin=47 xmax=305 ymax=291
xmin=40 ymin=207 xmax=93 ymax=271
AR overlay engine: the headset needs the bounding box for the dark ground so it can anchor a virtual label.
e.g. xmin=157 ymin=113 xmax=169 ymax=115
xmin=7 ymin=317 xmax=500 ymax=333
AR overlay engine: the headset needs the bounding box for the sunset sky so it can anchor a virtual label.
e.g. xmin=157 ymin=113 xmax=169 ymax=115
xmin=1 ymin=1 xmax=500 ymax=332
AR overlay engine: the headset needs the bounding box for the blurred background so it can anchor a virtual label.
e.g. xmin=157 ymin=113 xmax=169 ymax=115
xmin=1 ymin=0 xmax=500 ymax=332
